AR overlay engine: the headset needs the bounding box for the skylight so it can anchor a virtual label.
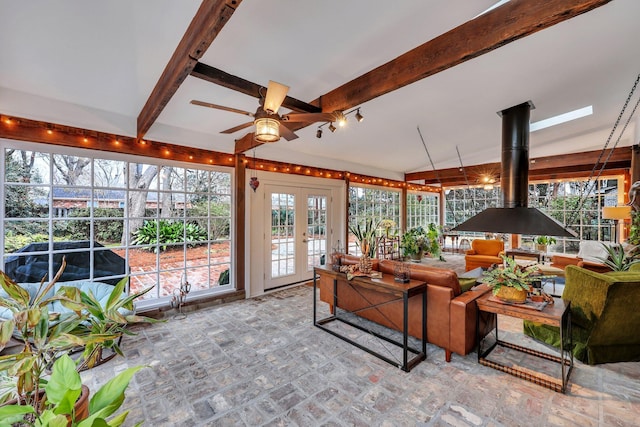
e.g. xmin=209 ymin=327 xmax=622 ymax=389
xmin=476 ymin=0 xmax=511 ymax=18
xmin=530 ymin=106 xmax=593 ymax=132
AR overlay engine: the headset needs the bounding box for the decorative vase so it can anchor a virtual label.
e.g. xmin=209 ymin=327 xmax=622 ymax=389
xmin=359 ymin=254 xmax=373 ymax=274
xmin=495 ymin=286 xmax=527 ymax=304
xmin=409 ymin=250 xmax=424 ymax=263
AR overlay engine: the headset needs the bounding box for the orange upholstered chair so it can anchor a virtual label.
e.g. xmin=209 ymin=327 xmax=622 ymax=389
xmin=464 ymin=239 xmax=504 ymax=271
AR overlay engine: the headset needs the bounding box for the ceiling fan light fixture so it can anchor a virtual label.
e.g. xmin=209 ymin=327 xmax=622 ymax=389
xmin=355 ymin=109 xmax=364 ymax=122
xmin=328 ymin=122 xmax=336 ymax=133
xmin=254 ymin=117 xmax=280 ymax=143
xmin=263 ymin=80 xmax=289 ymax=114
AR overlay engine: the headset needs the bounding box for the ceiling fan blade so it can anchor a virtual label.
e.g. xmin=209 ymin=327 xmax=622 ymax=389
xmin=221 ymin=121 xmax=254 ymax=134
xmin=281 ymin=112 xmax=338 ymax=123
xmin=279 ymin=123 xmax=298 ymax=141
xmin=190 ymin=100 xmax=254 ymax=117
xmin=264 ymin=81 xmax=289 ymax=114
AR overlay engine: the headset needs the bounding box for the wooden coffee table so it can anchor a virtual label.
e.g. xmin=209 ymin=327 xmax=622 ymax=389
xmin=476 ymin=293 xmax=573 ymax=393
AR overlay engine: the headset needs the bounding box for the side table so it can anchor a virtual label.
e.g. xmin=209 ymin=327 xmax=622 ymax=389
xmin=476 ymin=294 xmax=573 ymax=393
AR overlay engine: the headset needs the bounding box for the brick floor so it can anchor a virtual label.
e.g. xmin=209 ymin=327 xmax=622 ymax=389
xmin=81 ymin=285 xmax=640 ymax=426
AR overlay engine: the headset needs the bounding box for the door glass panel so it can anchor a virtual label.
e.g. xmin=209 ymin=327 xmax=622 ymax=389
xmin=307 ymin=195 xmax=327 ymax=271
xmin=271 ymin=192 xmax=295 ymax=278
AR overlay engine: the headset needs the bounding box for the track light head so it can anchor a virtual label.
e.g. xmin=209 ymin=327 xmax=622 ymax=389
xmin=355 ymin=109 xmax=364 ymax=122
xmin=337 ymin=112 xmax=347 ymax=127
xmin=328 ymin=123 xmax=336 ymax=133
xmin=316 ymin=128 xmax=322 ymax=138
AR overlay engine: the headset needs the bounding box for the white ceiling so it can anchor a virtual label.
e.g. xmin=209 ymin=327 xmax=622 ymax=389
xmin=1 ymin=0 xmax=639 ymax=181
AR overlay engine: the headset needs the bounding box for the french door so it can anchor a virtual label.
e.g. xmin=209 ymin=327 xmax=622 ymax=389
xmin=264 ymin=185 xmax=330 ymax=290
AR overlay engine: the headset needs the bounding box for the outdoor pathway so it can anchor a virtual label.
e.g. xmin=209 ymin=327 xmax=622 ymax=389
xmin=81 ymin=284 xmax=640 ymax=426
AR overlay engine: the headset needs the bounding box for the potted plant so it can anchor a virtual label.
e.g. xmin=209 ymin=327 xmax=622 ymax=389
xmin=0 ymin=259 xmax=156 ymax=423
xmin=479 ymin=255 xmax=541 ymax=303
xmin=348 ymin=218 xmax=381 ymax=258
xmin=0 ymin=353 xmax=144 ymax=426
xmin=348 ymin=219 xmax=381 ymax=274
xmin=597 ymin=242 xmax=640 ymax=271
xmin=401 ymin=224 xmax=443 ymax=262
xmin=534 ymin=236 xmax=556 ymax=252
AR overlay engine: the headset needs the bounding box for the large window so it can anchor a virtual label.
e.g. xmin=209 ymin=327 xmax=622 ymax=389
xmin=406 ymin=191 xmax=439 ymax=229
xmin=442 ymin=177 xmax=621 ymax=253
xmin=348 ymin=185 xmax=400 ymax=254
xmin=444 ymin=186 xmax=500 ymax=230
xmin=528 ymin=178 xmax=620 ymax=253
xmin=2 ymin=146 xmax=233 ymax=306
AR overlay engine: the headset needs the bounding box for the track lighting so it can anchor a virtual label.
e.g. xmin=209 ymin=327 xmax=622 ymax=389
xmin=337 ymin=113 xmax=347 ymax=127
xmin=315 ymin=107 xmax=364 ymax=138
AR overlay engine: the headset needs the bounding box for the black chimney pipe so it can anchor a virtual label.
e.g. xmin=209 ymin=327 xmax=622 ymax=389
xmin=451 ymin=101 xmax=576 ymax=237
xmin=500 ymin=101 xmax=532 ymax=208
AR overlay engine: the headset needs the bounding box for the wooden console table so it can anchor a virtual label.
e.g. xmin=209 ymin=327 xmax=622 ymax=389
xmin=476 ymin=294 xmax=573 ymax=393
xmin=313 ymin=266 xmax=426 ymax=372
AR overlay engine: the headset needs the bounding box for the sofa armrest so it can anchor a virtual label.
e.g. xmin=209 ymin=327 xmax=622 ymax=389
xmin=449 ymin=284 xmax=493 ymax=356
xmin=426 ymin=284 xmax=454 ymax=351
xmin=577 ymin=260 xmax=611 ymax=273
xmin=465 ymin=250 xmax=477 ymax=255
xmin=551 ymin=254 xmax=580 ymax=269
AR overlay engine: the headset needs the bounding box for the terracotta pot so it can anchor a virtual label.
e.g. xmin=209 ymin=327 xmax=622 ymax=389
xmin=6 ymin=385 xmax=90 ymax=426
xmin=495 ymin=286 xmax=527 ymax=304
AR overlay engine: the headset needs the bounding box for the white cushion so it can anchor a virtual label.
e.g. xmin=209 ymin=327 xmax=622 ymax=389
xmin=577 ymin=241 xmax=612 ymax=263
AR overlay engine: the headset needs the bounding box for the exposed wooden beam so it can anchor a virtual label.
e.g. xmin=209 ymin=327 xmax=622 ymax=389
xmin=191 ymin=62 xmax=322 ymax=113
xmin=0 ymin=115 xmax=237 ymax=167
xmin=407 ymin=147 xmax=632 ymax=186
xmin=136 ymin=0 xmax=242 ymax=140
xmin=310 ymin=0 xmax=612 ymax=113
xmin=234 ymin=133 xmax=260 ymax=154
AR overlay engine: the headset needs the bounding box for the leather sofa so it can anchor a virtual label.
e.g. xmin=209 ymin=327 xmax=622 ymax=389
xmin=550 ymin=240 xmax=613 ymax=273
xmin=464 ymin=239 xmax=504 ymax=271
xmin=317 ymin=254 xmax=493 ymax=362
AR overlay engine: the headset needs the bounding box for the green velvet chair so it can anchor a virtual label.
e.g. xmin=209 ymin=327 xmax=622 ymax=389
xmin=523 ymin=264 xmax=640 ymax=365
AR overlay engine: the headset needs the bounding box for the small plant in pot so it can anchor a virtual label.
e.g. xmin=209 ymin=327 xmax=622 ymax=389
xmin=534 ymin=236 xmax=556 ymax=252
xmin=0 ymin=258 xmax=156 ymax=425
xmin=479 ymin=255 xmax=541 ymax=303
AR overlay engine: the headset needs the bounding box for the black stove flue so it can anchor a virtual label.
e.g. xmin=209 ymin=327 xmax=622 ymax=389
xmin=452 ymin=101 xmax=575 ymax=237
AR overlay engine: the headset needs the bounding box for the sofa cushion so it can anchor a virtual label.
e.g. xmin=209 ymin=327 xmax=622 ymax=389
xmin=458 ymin=278 xmax=477 ymax=293
xmin=578 ymin=241 xmax=612 ymax=263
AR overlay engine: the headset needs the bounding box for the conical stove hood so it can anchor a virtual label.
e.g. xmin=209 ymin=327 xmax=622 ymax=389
xmin=452 ymin=101 xmax=576 ymax=238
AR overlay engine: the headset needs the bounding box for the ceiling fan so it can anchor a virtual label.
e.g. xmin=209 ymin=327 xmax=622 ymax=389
xmin=190 ymin=81 xmax=343 ymax=143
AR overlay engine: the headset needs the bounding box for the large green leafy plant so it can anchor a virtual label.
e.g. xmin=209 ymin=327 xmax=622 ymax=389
xmin=401 ymin=224 xmax=443 ymax=261
xmin=0 ymin=259 xmax=155 ymax=419
xmin=479 ymin=255 xmax=540 ymax=296
xmin=0 ymin=354 xmax=144 ymax=426
xmin=131 ymin=219 xmax=207 ymax=252
xmin=597 ymin=242 xmax=640 ymax=271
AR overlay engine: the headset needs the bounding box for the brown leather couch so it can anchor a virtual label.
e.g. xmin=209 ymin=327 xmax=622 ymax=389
xmin=464 ymin=239 xmax=504 ymax=271
xmin=550 ymin=240 xmax=613 ymax=273
xmin=316 ymin=255 xmax=493 ymax=362
xmin=550 ymin=254 xmax=611 ymax=273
